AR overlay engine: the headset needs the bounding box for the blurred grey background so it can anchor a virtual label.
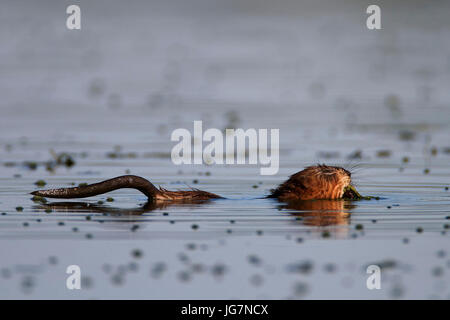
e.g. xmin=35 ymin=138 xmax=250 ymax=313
xmin=1 ymin=0 xmax=449 ymax=126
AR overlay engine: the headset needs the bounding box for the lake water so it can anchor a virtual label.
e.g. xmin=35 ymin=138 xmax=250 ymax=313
xmin=0 ymin=0 xmax=449 ymax=299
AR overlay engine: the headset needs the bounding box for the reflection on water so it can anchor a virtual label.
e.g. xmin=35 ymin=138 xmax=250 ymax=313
xmin=280 ymin=200 xmax=355 ymax=226
xmin=34 ymin=199 xmax=216 ymax=216
xmin=37 ymin=199 xmax=356 ymax=227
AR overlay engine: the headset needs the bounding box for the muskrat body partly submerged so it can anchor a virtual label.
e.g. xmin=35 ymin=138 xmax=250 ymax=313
xmin=31 ymin=175 xmax=223 ymax=201
xmin=268 ymin=165 xmax=352 ymax=201
xmin=31 ymin=165 xmax=354 ymax=202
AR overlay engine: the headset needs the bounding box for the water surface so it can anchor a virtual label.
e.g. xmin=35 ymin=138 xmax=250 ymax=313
xmin=0 ymin=0 xmax=449 ymax=299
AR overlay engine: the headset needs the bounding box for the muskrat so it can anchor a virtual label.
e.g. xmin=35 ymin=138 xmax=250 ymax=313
xmin=31 ymin=165 xmax=359 ymax=202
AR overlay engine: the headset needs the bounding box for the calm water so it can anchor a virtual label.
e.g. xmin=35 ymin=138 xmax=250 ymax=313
xmin=0 ymin=0 xmax=449 ymax=299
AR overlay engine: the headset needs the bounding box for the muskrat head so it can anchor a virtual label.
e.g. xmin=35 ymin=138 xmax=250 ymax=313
xmin=308 ymin=165 xmax=352 ymax=199
xmin=270 ymin=164 xmax=353 ymax=201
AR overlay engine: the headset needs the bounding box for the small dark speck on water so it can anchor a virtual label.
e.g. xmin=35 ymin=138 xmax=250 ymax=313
xmin=16 ymin=206 xmax=23 ymax=212
xmin=249 ymin=274 xmax=264 ymax=287
xmin=324 ymin=263 xmax=337 ymax=273
xmin=85 ymin=233 xmax=93 ymax=239
xmin=186 ymin=243 xmax=196 ymax=250
xmin=178 ymin=253 xmax=189 ymax=263
xmin=128 ymin=262 xmax=139 ymax=272
xmin=376 ymin=150 xmax=391 ymax=158
xmin=131 ymin=249 xmax=143 ymax=259
xmin=292 ymin=281 xmax=309 ymax=297
xmin=150 ymin=262 xmax=167 ymax=278
xmin=287 ymin=260 xmax=314 ymax=275
xmin=322 ymin=231 xmax=330 ymax=238
xmin=191 ymin=224 xmax=199 ymax=230
xmin=211 ymin=264 xmax=227 ymax=277
xmin=81 ymin=276 xmax=94 ymax=289
xmin=432 ymin=266 xmax=444 ymax=277
xmin=24 ymin=162 xmax=37 ymax=170
xmin=1 ymin=268 xmax=12 ymax=279
xmin=21 ymin=276 xmax=35 ymax=293
xmin=247 ymin=255 xmax=262 ymax=266
xmin=32 ymin=195 xmax=47 ymax=203
xmin=111 ymin=274 xmax=124 ymax=286
xmin=58 ymin=222 xmax=65 ymax=226
xmin=367 ymin=259 xmax=397 ymax=270
xmin=178 ymin=271 xmax=191 ymax=282
xmin=48 ymin=256 xmax=58 ymax=265
xmin=102 ymin=264 xmax=112 ymax=274
xmin=106 ymin=197 xmax=114 ymax=202
xmin=34 ymin=180 xmax=46 ymax=187
xmin=431 ymin=147 xmax=438 ymax=156
xmin=390 ymin=284 xmax=404 ymax=299
xmin=416 ymin=227 xmax=424 ymax=233
xmin=191 ymin=263 xmax=205 ymax=273
xmin=355 ymin=224 xmax=364 ymax=230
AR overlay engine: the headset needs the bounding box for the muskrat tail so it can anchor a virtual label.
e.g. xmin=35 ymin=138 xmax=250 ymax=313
xmin=31 ymin=175 xmax=162 ymax=200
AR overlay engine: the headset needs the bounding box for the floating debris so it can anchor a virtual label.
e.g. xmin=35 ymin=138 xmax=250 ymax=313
xmin=131 ymin=249 xmax=143 ymax=259
xmin=34 ymin=180 xmax=46 ymax=187
xmin=31 ymin=195 xmax=47 ymax=203
xmin=376 ymin=150 xmax=391 ymax=158
xmin=286 ymin=260 xmax=314 ymax=275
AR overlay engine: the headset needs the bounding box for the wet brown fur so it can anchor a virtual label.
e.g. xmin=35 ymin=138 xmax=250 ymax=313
xmin=31 ymin=165 xmax=352 ymax=202
xmin=268 ymin=165 xmax=352 ymax=201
